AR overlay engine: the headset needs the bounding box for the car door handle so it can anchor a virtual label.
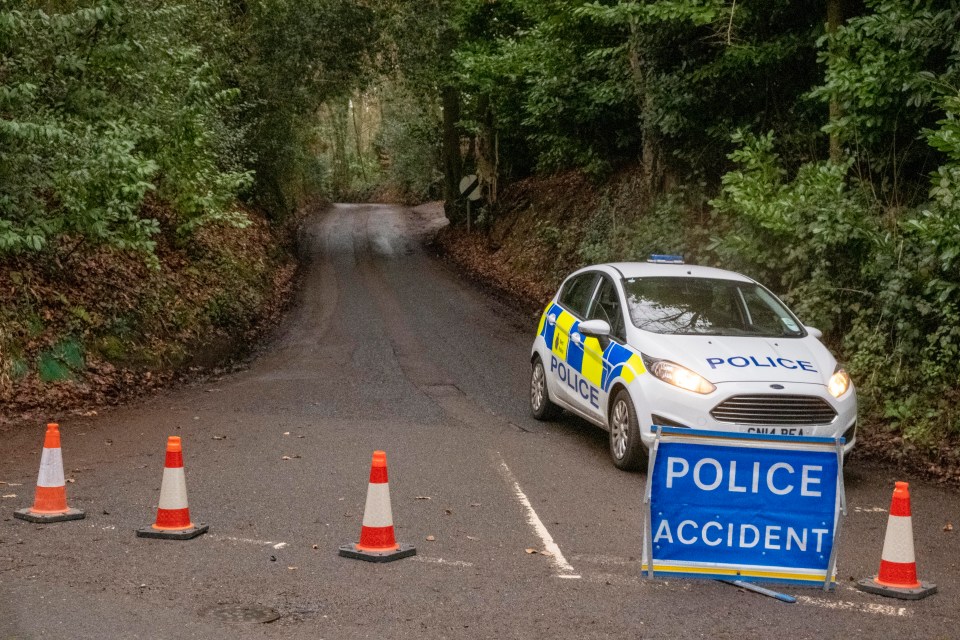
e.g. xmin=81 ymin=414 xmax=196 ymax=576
xmin=547 ymin=314 xmax=557 ymax=326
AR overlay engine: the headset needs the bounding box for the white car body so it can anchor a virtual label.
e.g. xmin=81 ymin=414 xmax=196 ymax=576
xmin=529 ymin=261 xmax=857 ymax=468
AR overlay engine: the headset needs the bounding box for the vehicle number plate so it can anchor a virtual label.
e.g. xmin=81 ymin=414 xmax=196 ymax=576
xmin=745 ymin=427 xmax=805 ymax=436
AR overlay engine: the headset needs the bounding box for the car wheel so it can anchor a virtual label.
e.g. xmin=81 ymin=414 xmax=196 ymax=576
xmin=609 ymin=388 xmax=646 ymax=471
xmin=530 ymin=357 xmax=561 ymax=420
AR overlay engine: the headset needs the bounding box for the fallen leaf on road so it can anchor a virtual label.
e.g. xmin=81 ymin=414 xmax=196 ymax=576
xmin=525 ymin=548 xmax=538 ymax=554
xmin=466 ymin=536 xmax=478 ymax=541
xmin=287 ymin=566 xmax=298 ymax=571
xmin=66 ymin=479 xmax=75 ymax=483
xmin=539 ymin=550 xmax=553 ymax=557
xmin=470 ymin=503 xmax=481 ymax=507
xmin=297 ymin=435 xmax=305 ymax=439
xmin=426 ymin=535 xmax=436 ymax=541
xmin=415 ymin=496 xmax=432 ymax=500
xmin=211 ymin=435 xmax=226 ymax=440
xmin=945 ymin=523 xmax=954 ymax=532
xmin=2 ymin=494 xmax=17 ymax=499
xmin=283 ymin=432 xmax=290 ymax=436
xmin=82 ymin=411 xmax=97 ymax=417
xmin=444 ymin=509 xmax=453 ymax=515
xmin=281 ymin=456 xmax=291 ymax=460
xmin=312 ymin=545 xmax=319 ymax=550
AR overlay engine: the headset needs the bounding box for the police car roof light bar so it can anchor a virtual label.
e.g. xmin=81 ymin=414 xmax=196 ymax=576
xmin=648 ymin=254 xmax=684 ymax=264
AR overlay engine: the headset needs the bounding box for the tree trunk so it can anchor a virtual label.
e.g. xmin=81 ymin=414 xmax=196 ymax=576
xmin=476 ymin=93 xmax=498 ymax=205
xmin=331 ymin=99 xmax=350 ymax=198
xmin=351 ymin=95 xmax=367 ymax=182
xmin=628 ymin=17 xmax=662 ymax=201
xmin=827 ymin=0 xmax=844 ymax=162
xmin=441 ymin=85 xmax=464 ymax=225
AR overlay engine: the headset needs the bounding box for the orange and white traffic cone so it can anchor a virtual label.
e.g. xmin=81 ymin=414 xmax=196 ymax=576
xmin=339 ymin=450 xmax=415 ymax=562
xmin=856 ymin=481 xmax=937 ymax=600
xmin=15 ymin=423 xmax=85 ymax=523
xmin=136 ymin=436 xmax=208 ymax=540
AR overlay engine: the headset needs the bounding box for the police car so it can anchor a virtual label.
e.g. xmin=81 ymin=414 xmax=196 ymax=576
xmin=529 ymin=256 xmax=856 ymax=470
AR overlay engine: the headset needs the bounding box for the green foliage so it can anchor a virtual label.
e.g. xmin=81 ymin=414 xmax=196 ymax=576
xmin=814 ymin=0 xmax=960 ymax=204
xmin=454 ymin=0 xmax=641 ymax=176
xmin=0 ymin=2 xmax=254 ymax=257
xmin=709 ymin=131 xmax=874 ymax=330
xmin=374 ymin=82 xmax=444 ymax=201
xmin=37 ymin=338 xmax=85 ymax=382
xmin=236 ymin=0 xmax=378 ymax=215
xmin=0 ymin=0 xmax=377 ymax=258
xmin=441 ymin=0 xmax=828 ymax=178
xmin=579 ymin=177 xmax=708 ymax=265
xmin=711 ymin=128 xmax=960 ymax=441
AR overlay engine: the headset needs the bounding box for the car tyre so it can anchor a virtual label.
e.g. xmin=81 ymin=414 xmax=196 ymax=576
xmin=530 ymin=356 xmax=561 ymax=420
xmin=609 ymin=388 xmax=646 ymax=471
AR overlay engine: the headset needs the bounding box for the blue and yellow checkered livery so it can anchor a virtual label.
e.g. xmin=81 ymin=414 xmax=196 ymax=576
xmin=538 ymin=303 xmax=645 ymax=393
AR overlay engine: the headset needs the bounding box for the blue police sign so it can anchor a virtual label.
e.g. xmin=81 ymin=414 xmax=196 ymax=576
xmin=642 ymin=427 xmax=846 ymax=589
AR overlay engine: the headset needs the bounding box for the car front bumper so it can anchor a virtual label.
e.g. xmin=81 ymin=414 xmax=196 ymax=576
xmin=633 ymin=379 xmax=857 ymax=454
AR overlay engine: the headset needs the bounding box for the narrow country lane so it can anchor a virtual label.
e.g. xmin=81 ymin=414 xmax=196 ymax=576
xmin=2 ymin=204 xmax=958 ymax=638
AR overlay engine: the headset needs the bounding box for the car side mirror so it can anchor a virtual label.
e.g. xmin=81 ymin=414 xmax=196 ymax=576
xmin=805 ymin=326 xmax=823 ymax=339
xmin=578 ymin=319 xmax=611 ymax=338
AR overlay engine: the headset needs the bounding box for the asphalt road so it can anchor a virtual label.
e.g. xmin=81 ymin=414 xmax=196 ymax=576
xmin=1 ymin=203 xmax=958 ymax=639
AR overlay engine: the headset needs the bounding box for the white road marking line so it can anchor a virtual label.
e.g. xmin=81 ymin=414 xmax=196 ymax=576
xmin=89 ymin=523 xmax=295 ymax=549
xmin=494 ymin=453 xmax=580 ymax=579
xmin=207 ymin=534 xmax=285 ymax=547
xmin=412 ymin=556 xmax=474 ymax=568
xmin=796 ymin=595 xmax=911 ymax=617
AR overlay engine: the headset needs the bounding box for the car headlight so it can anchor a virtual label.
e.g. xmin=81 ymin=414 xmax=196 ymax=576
xmin=642 ymin=355 xmax=716 ymax=394
xmin=828 ymin=367 xmax=851 ymax=398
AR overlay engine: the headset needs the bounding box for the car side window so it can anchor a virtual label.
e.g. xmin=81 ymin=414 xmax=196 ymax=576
xmin=587 ymin=277 xmax=626 ymax=342
xmin=559 ymin=273 xmax=599 ymax=317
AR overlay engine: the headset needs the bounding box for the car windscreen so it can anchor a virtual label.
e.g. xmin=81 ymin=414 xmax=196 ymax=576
xmin=622 ymin=276 xmax=805 ymax=337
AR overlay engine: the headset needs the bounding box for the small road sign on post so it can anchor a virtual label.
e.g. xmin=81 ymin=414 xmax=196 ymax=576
xmin=459 ymin=174 xmax=482 ymax=233
xmin=459 ymin=174 xmax=482 ymax=201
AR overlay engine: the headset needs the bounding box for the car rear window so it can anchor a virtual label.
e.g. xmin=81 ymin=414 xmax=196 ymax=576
xmin=622 ymin=276 xmax=804 ymax=337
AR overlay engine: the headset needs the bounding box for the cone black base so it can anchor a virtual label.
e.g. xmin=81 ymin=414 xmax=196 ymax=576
xmin=856 ymin=578 xmax=937 ymax=600
xmin=14 ymin=507 xmax=85 ymax=523
xmin=338 ymin=543 xmax=416 ymax=563
xmin=136 ymin=523 xmax=209 ymax=540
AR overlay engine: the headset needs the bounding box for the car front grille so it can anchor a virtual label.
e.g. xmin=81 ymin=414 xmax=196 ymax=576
xmin=710 ymin=394 xmax=837 ymax=426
